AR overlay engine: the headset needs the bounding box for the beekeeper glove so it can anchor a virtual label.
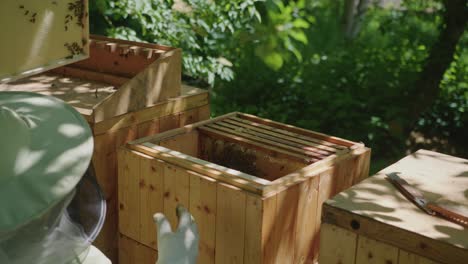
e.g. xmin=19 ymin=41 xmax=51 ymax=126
xmin=153 ymin=205 xmax=199 ymax=264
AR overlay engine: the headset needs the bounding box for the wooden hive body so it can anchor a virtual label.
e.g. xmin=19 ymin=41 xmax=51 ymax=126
xmin=0 ymin=36 xmax=209 ymax=262
xmin=319 ymin=150 xmax=468 ymax=264
xmin=1 ymin=34 xmax=182 ymax=123
xmin=118 ymin=112 xmax=371 ymax=264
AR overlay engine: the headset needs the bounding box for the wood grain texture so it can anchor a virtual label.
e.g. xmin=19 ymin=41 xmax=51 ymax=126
xmin=162 ymin=164 xmax=190 ymax=229
xmin=117 ymin=148 xmax=141 ymax=241
xmin=93 ymin=48 xmax=181 ymax=122
xmin=295 ymin=176 xmax=319 ymax=264
xmin=123 ymin=112 xmax=370 ymax=263
xmin=215 ymin=183 xmax=247 ymax=264
xmin=272 ymin=184 xmax=300 ymax=264
xmin=319 ymin=223 xmax=357 ymax=264
xmin=322 ymin=150 xmax=468 ymax=264
xmin=119 ymin=234 xmax=158 ymax=264
xmin=189 ymin=172 xmax=217 ymax=264
xmin=139 ymin=157 xmax=164 ymax=249
xmin=398 ymin=250 xmax=441 ymax=264
xmin=160 ymin=131 xmax=199 ymax=157
xmin=355 ymin=235 xmax=399 ymax=264
xmin=244 ymin=194 xmax=263 ymax=264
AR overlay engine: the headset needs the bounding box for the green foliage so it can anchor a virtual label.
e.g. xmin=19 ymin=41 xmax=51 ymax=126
xmin=213 ymin=0 xmax=467 ymax=161
xmin=90 ymin=0 xmax=467 ymax=167
xmin=90 ymin=0 xmax=262 ymax=86
xmin=254 ymin=0 xmax=315 ymax=70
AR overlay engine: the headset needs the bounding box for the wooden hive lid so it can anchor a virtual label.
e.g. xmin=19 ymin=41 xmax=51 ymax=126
xmin=0 ymin=0 xmax=90 ymax=83
xmin=322 ymin=149 xmax=468 ymax=263
xmin=0 ymin=35 xmax=182 ymax=124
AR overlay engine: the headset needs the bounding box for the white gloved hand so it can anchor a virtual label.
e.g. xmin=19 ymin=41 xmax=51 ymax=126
xmin=153 ymin=205 xmax=199 ymax=264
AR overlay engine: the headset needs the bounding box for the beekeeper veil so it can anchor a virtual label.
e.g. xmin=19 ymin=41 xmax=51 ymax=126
xmin=0 ymin=92 xmax=106 ymax=264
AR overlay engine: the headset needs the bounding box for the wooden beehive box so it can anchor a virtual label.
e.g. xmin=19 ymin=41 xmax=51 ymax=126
xmin=118 ymin=112 xmax=371 ymax=264
xmin=319 ymin=150 xmax=468 ymax=264
xmin=0 ymin=35 xmax=208 ymax=262
xmin=0 ymin=34 xmax=181 ymax=123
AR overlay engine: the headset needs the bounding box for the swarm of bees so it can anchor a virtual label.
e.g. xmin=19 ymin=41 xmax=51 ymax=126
xmin=18 ymin=1 xmax=86 ymax=58
xmin=66 ymin=0 xmax=85 ymax=30
xmin=64 ymin=42 xmax=84 ymax=57
xmin=18 ymin=5 xmax=37 ymax=23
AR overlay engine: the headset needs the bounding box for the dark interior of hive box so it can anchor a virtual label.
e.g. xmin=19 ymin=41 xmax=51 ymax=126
xmin=155 ymin=115 xmax=349 ymax=182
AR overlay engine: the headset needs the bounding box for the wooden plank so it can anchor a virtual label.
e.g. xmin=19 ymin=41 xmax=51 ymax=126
xmin=269 ymin=147 xmax=363 ymax=194
xmin=260 ymin=195 xmax=278 ymax=264
xmin=352 ymin=147 xmax=371 ymax=184
xmin=129 ymin=142 xmax=270 ymax=194
xmin=117 ymin=148 xmax=141 ymax=240
xmin=92 ymin=48 xmax=181 ymax=122
xmin=244 ymin=194 xmax=263 ymax=264
xmin=130 ymin=139 xmax=368 ymax=197
xmin=179 ymin=107 xmax=199 ymax=126
xmin=208 ymin=122 xmax=327 ymax=159
xmin=237 ymin=112 xmax=358 ymax=147
xmin=229 ymin=116 xmax=349 ymax=150
xmin=189 ymin=172 xmax=217 ymax=264
xmin=252 ymin=146 xmax=306 ymax=181
xmin=50 ymin=65 xmax=129 ymax=86
xmin=93 ymin=131 xmax=118 ymax=261
xmin=322 ymin=205 xmax=468 ymax=264
xmin=198 ymin=104 xmax=211 ymax=120
xmin=159 ymin=131 xmax=199 ymax=157
xmin=92 ymin=89 xmax=207 ymax=133
xmin=294 ymin=176 xmax=319 ymax=264
xmin=223 ymin=118 xmax=337 ymax=154
xmin=199 ymin=126 xmax=314 ymax=164
xmin=162 ymin=164 xmax=190 ymax=229
xmin=73 ymin=39 xmax=159 ymax=77
xmin=136 ymin=118 xmax=160 ymax=139
xmin=271 ymin=184 xmax=300 ymax=263
xmin=332 ymin=155 xmax=356 ymax=196
xmin=119 ymin=234 xmax=158 ymax=264
xmin=130 ymin=112 xmax=237 ymax=146
xmin=139 ymin=157 xmax=164 ymax=249
xmin=159 ymin=113 xmax=180 ymax=133
xmin=313 ymin=169 xmax=334 ymax=261
xmin=318 ymin=223 xmax=357 ymax=264
xmin=398 ymin=250 xmax=441 ymax=264
xmin=0 ymin=73 xmax=116 ymax=117
xmin=215 ymin=183 xmax=247 ymax=264
xmin=244 ymin=194 xmax=277 ymax=264
xmin=355 ymin=235 xmax=399 ymax=264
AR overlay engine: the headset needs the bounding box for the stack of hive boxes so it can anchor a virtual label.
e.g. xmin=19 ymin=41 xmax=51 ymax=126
xmin=1 ymin=33 xmax=373 ymax=263
xmin=0 ymin=35 xmax=210 ymax=263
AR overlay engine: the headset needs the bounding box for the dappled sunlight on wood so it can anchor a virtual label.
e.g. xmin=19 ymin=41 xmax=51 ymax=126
xmin=323 ymin=149 xmax=468 ymax=264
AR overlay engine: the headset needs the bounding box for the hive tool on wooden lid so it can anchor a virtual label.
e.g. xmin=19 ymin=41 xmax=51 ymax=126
xmin=386 ymin=172 xmax=468 ymax=228
xmin=0 ymin=92 xmax=110 ymax=264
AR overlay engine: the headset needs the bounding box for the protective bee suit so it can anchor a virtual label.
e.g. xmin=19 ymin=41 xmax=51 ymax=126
xmin=0 ymin=92 xmax=110 ymax=264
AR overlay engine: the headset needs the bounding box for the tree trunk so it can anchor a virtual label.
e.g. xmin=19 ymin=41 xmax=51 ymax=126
xmin=341 ymin=0 xmax=371 ymax=39
xmin=342 ymin=0 xmax=358 ymax=38
xmin=407 ymin=0 xmax=467 ymax=128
